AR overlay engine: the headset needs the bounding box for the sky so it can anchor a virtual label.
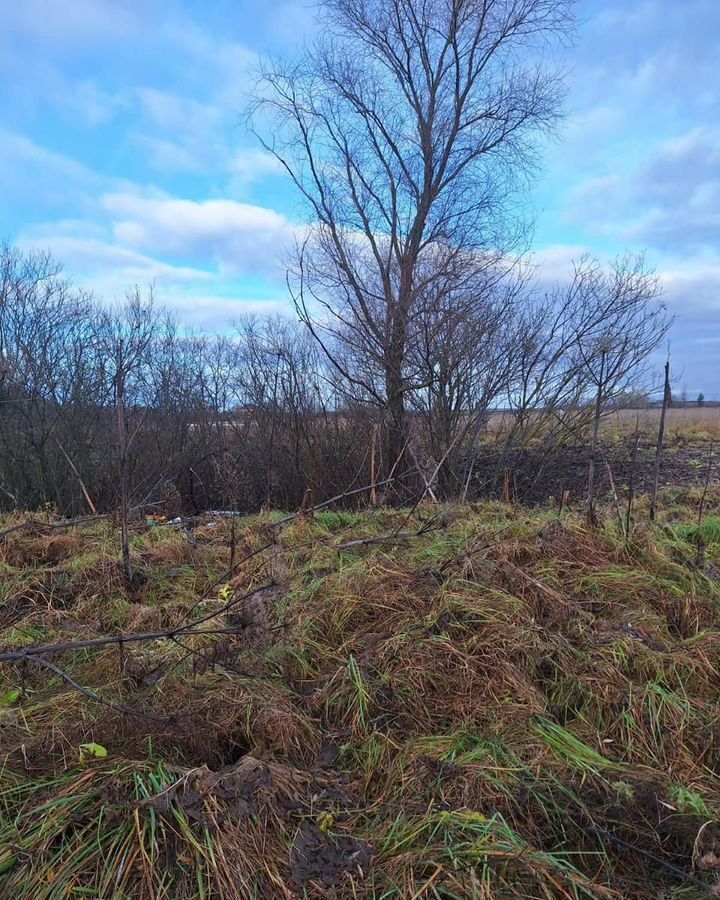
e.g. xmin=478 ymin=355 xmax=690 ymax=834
xmin=0 ymin=0 xmax=718 ymax=395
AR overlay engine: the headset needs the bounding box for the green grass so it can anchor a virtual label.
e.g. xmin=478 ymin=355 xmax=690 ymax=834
xmin=674 ymin=516 xmax=720 ymax=547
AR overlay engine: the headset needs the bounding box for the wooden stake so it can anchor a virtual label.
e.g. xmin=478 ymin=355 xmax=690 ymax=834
xmin=695 ymin=441 xmax=714 ymax=567
xmin=115 ymin=342 xmax=132 ymax=582
xmin=370 ymin=424 xmax=379 ymax=506
xmin=586 ymin=350 xmax=606 ymax=526
xmin=649 ymin=358 xmax=671 ymax=522
xmin=625 ymin=423 xmax=640 ymax=540
xmin=298 ymin=487 xmax=314 ymax=519
xmin=54 ymin=439 xmax=97 ymax=514
xmin=604 ymin=458 xmax=626 ymax=540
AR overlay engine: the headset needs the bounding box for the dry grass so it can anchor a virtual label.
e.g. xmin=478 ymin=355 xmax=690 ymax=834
xmin=1 ymin=493 xmax=720 ymax=897
xmin=482 ymin=406 xmax=720 ymax=440
xmin=601 ymin=408 xmax=720 ymax=449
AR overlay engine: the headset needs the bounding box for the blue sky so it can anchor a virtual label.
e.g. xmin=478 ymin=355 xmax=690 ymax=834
xmin=1 ymin=0 xmax=718 ymax=394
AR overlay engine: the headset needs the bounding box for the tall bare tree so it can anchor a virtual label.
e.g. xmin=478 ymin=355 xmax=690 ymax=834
xmin=252 ymin=0 xmax=573 ymax=474
xmin=96 ymin=292 xmax=159 ymax=581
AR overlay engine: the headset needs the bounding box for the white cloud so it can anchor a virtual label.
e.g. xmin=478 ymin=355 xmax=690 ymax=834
xmin=147 ymin=291 xmax=288 ymax=329
xmin=658 ymin=257 xmax=720 ymax=312
xmin=17 ymin=229 xmax=214 ymax=288
xmin=16 ymin=223 xmax=291 ymax=329
xmin=529 ymin=244 xmax=591 ymax=283
xmin=0 ymin=130 xmax=102 ymax=187
xmin=136 ymin=87 xmax=223 ymax=134
xmin=262 ymin=1 xmax=321 ymax=45
xmin=579 ymin=0 xmax=720 ymax=115
xmin=0 ymin=41 xmax=129 ymax=128
xmin=0 ymin=2 xmax=303 ymax=331
xmin=102 ymin=193 xmax=297 ymax=275
xmin=130 ymin=84 xmax=280 ymax=177
xmin=132 ymin=136 xmax=205 ymax=174
xmin=230 ymin=148 xmax=283 ymax=180
xmin=0 ymin=129 xmax=121 ymax=215
xmin=15 ymin=184 xmax=298 ymax=327
xmin=67 ymin=80 xmax=129 ymax=126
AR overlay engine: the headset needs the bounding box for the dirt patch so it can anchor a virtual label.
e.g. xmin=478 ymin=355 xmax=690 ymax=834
xmin=467 ymin=438 xmax=718 ymax=503
xmin=142 ymin=756 xmax=268 ymax=825
xmin=291 ymin=821 xmax=372 ymax=888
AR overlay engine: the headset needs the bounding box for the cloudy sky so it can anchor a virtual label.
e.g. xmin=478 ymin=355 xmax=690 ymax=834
xmin=1 ymin=0 xmax=718 ymax=394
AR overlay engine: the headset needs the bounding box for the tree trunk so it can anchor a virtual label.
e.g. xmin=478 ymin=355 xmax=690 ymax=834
xmin=384 ymin=336 xmax=408 ymax=486
xmin=386 ymin=390 xmax=406 ymax=479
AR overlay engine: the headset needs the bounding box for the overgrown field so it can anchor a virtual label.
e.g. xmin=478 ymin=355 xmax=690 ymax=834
xmin=2 ymin=487 xmax=720 ymax=897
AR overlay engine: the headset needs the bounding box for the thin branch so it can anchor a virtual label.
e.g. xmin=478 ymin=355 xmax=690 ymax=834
xmin=0 ymin=586 xmax=273 ymax=663
xmin=54 ymin=438 xmax=97 ymax=514
xmin=26 ymin=655 xmax=172 ymax=723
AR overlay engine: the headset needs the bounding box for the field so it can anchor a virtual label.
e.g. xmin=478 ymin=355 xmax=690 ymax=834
xmin=607 ymin=406 xmax=720 ymax=431
xmin=485 ymin=405 xmax=720 ymax=435
xmin=2 ymin=470 xmax=720 ymax=899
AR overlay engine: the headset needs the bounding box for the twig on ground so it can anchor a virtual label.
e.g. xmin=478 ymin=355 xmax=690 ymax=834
xmin=603 ymin=456 xmax=627 ymax=540
xmin=0 ymin=583 xmax=275 ymax=663
xmin=27 ymin=655 xmax=172 ymax=723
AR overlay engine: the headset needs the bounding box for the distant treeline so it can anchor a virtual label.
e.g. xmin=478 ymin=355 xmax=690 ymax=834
xmin=0 ymin=243 xmax=669 ymax=515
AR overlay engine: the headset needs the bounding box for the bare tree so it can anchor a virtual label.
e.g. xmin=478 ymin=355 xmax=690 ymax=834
xmin=96 ymin=292 xmax=159 ymax=581
xmin=0 ymin=243 xmax=374 ymax=519
xmin=502 ymin=255 xmax=667 ymax=440
xmin=572 ymin=257 xmax=668 ymax=521
xmin=0 ymin=238 xmax=670 ymax=519
xmin=0 ymin=243 xmax=100 ymax=511
xmin=252 ymin=0 xmax=573 ymax=475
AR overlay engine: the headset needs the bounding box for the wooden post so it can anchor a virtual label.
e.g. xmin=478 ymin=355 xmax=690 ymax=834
xmin=625 ymin=422 xmax=640 ymax=540
xmin=298 ymin=487 xmax=314 ymax=519
xmin=604 ymin=458 xmax=626 ymax=540
xmin=695 ymin=441 xmax=714 ymax=567
xmin=649 ymin=359 xmax=671 ymax=522
xmin=586 ymin=350 xmax=606 ymax=526
xmin=370 ymin=424 xmax=379 ymax=506
xmin=54 ymin=438 xmax=97 ymax=515
xmin=115 ymin=342 xmax=132 ymax=582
